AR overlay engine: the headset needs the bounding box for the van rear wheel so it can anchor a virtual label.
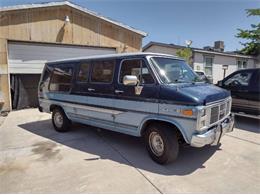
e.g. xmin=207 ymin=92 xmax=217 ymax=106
xmin=52 ymin=108 xmax=71 ymax=132
xmin=144 ymin=124 xmax=179 ymax=164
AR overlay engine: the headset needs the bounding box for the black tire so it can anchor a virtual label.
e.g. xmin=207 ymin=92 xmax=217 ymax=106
xmin=144 ymin=123 xmax=179 ymax=164
xmin=52 ymin=108 xmax=71 ymax=132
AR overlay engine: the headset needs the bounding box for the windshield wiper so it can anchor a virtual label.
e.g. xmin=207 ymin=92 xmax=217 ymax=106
xmin=169 ymin=79 xmax=189 ymax=84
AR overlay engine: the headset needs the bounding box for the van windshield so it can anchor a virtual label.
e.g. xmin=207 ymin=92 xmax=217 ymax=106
xmin=150 ymin=57 xmax=202 ymax=84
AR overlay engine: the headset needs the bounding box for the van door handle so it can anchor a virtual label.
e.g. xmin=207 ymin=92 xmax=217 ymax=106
xmin=115 ymin=90 xmax=124 ymax=94
xmin=88 ymin=88 xmax=95 ymax=92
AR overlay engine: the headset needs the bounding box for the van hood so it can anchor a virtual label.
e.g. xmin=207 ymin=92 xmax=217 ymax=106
xmin=160 ymin=83 xmax=230 ymax=105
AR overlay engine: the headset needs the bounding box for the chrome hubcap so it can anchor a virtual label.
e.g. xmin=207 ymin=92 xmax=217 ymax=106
xmin=54 ymin=112 xmax=63 ymax=128
xmin=149 ymin=132 xmax=164 ymax=156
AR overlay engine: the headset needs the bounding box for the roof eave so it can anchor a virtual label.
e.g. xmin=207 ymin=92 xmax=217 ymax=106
xmin=143 ymin=42 xmax=255 ymax=59
xmin=193 ymin=49 xmax=256 ymax=59
xmin=64 ymin=1 xmax=147 ymax=37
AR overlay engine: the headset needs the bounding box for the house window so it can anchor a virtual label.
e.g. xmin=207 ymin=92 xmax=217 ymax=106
xmin=237 ymin=59 xmax=247 ymax=69
xmin=204 ymin=56 xmax=213 ymax=76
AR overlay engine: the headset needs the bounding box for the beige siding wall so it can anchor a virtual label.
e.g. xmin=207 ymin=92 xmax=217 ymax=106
xmin=0 ymin=5 xmax=143 ymax=111
xmin=0 ymin=6 xmax=142 ymax=51
xmin=0 ymin=38 xmax=10 ymax=111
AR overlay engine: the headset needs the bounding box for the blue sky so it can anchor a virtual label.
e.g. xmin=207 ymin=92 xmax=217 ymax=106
xmin=0 ymin=0 xmax=259 ymax=51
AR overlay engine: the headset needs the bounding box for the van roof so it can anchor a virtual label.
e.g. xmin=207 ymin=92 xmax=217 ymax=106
xmin=47 ymin=52 xmax=183 ymax=64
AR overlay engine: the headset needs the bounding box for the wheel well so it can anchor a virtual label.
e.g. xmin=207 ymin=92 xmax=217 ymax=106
xmin=50 ymin=104 xmax=62 ymax=112
xmin=141 ymin=120 xmax=186 ymax=144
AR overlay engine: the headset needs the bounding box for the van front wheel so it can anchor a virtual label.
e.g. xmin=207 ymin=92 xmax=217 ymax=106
xmin=144 ymin=124 xmax=179 ymax=164
xmin=52 ymin=108 xmax=71 ymax=132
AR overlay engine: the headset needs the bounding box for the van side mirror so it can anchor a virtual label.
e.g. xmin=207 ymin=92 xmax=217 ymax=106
xmin=123 ymin=75 xmax=139 ymax=86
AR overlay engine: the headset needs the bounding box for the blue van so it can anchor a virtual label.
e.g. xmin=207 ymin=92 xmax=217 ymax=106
xmin=38 ymin=53 xmax=234 ymax=164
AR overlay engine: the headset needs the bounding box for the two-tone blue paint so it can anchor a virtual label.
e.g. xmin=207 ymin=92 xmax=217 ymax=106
xmin=39 ymin=95 xmax=196 ymax=143
xmin=38 ymin=52 xmax=231 ymax=146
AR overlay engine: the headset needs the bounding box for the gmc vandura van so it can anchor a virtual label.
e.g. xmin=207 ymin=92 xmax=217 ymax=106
xmin=38 ymin=52 xmax=234 ymax=164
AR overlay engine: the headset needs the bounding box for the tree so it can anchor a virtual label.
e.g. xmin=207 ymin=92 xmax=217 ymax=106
xmin=236 ymin=9 xmax=260 ymax=56
xmin=176 ymin=48 xmax=193 ymax=65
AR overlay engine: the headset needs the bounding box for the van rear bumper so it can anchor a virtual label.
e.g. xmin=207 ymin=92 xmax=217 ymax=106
xmin=190 ymin=114 xmax=234 ymax=147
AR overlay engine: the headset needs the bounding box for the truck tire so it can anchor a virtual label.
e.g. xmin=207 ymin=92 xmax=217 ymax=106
xmin=144 ymin=123 xmax=179 ymax=164
xmin=52 ymin=108 xmax=71 ymax=132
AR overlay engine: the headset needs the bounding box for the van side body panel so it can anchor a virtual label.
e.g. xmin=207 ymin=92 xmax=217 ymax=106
xmin=39 ymin=94 xmax=197 ymax=140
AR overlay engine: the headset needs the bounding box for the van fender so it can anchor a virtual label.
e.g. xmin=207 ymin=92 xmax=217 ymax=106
xmin=49 ymin=102 xmax=71 ymax=120
xmin=138 ymin=115 xmax=189 ymax=143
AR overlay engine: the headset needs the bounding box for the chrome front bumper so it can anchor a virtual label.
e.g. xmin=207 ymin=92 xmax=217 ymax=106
xmin=191 ymin=114 xmax=234 ymax=147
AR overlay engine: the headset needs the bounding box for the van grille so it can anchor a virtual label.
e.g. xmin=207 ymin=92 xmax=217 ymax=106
xmin=219 ymin=103 xmax=226 ymax=119
xmin=209 ymin=99 xmax=231 ymax=125
xmin=210 ymin=106 xmax=219 ymax=124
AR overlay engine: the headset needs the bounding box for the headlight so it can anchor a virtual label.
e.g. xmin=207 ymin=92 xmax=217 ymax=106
xmin=200 ymin=119 xmax=206 ymax=128
xmin=197 ymin=108 xmax=207 ymax=130
xmin=200 ymin=109 xmax=206 ymax=117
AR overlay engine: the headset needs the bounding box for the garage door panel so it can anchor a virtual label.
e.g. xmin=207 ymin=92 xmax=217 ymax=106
xmin=9 ymin=45 xmax=114 ymax=59
xmin=8 ymin=42 xmax=116 ymax=74
xmin=9 ymin=60 xmax=50 ymax=74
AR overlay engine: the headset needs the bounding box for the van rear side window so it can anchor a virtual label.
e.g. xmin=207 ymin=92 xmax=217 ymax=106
xmin=91 ymin=60 xmax=115 ymax=83
xmin=49 ymin=66 xmax=73 ymax=92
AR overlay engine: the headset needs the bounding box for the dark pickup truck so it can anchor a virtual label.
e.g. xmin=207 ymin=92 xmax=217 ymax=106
xmin=217 ymin=68 xmax=260 ymax=116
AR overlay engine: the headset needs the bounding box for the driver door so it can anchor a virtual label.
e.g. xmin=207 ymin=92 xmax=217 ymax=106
xmin=114 ymin=58 xmax=159 ymax=133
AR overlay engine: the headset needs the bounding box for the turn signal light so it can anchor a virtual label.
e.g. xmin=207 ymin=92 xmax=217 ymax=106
xmin=182 ymin=109 xmax=193 ymax=116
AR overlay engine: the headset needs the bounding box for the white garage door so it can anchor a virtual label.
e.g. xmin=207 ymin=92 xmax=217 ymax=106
xmin=8 ymin=42 xmax=116 ymax=74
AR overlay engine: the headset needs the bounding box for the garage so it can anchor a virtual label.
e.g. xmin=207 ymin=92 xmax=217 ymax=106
xmin=0 ymin=1 xmax=146 ymax=111
xmin=8 ymin=41 xmax=116 ymax=109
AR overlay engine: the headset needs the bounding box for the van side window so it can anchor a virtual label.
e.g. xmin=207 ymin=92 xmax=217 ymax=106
xmin=49 ymin=66 xmax=73 ymax=92
xmin=119 ymin=59 xmax=154 ymax=84
xmin=91 ymin=60 xmax=115 ymax=83
xmin=77 ymin=62 xmax=90 ymax=82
